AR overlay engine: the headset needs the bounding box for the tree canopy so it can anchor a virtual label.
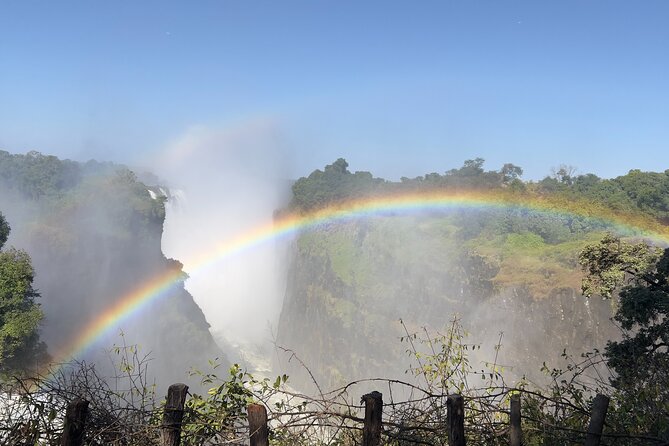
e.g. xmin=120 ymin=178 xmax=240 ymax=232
xmin=580 ymin=235 xmax=669 ymax=435
xmin=580 ymin=234 xmax=669 ymax=383
xmin=290 ymin=158 xmax=669 ymax=227
xmin=0 ymin=212 xmax=47 ymax=376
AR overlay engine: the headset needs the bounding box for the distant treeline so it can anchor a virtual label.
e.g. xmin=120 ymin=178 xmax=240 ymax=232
xmin=0 ymin=150 xmax=119 ymax=200
xmin=289 ymin=158 xmax=669 ymax=223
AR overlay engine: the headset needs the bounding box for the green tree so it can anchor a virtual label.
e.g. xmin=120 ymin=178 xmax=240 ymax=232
xmin=613 ymin=169 xmax=669 ymax=219
xmin=0 ymin=212 xmax=47 ymax=376
xmin=580 ymin=234 xmax=669 ymax=435
xmin=552 ymin=164 xmax=576 ymax=185
xmin=324 ymin=157 xmax=350 ymax=174
xmin=290 ymin=158 xmax=385 ymax=210
xmin=500 ymin=163 xmax=523 ymax=183
xmin=0 ymin=215 xmax=8 ymax=248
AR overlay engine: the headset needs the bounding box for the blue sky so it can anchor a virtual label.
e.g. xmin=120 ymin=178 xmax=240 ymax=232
xmin=1 ymin=1 xmax=668 ymax=180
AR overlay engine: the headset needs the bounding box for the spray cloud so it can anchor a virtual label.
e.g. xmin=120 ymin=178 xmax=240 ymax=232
xmin=156 ymin=119 xmax=293 ymax=349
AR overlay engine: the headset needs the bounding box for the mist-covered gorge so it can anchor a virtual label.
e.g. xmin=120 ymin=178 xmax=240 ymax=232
xmin=273 ymin=159 xmax=669 ymax=391
xmin=275 ymin=213 xmax=619 ymax=390
xmin=0 ymin=150 xmax=223 ymax=385
xmin=3 ymin=151 xmax=669 ymax=395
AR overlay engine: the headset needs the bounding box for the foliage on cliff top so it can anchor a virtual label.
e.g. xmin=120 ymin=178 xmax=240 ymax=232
xmin=286 ymin=158 xmax=669 ymax=297
xmin=0 ymin=150 xmax=166 ymax=241
xmin=289 ymin=157 xmax=669 ymax=227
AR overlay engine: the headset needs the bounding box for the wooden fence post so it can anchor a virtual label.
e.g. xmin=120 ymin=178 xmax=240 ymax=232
xmin=584 ymin=394 xmax=610 ymax=446
xmin=161 ymin=383 xmax=188 ymax=446
xmin=248 ymin=403 xmax=269 ymax=446
xmin=361 ymin=391 xmax=383 ymax=446
xmin=447 ymin=394 xmax=466 ymax=446
xmin=60 ymin=398 xmax=89 ymax=446
xmin=509 ymin=393 xmax=521 ymax=446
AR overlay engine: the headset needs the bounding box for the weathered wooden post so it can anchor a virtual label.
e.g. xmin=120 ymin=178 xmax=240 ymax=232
xmin=60 ymin=398 xmax=89 ymax=446
xmin=509 ymin=393 xmax=521 ymax=446
xmin=584 ymin=394 xmax=610 ymax=446
xmin=361 ymin=391 xmax=383 ymax=446
xmin=447 ymin=394 xmax=466 ymax=446
xmin=248 ymin=403 xmax=269 ymax=446
xmin=161 ymin=383 xmax=188 ymax=446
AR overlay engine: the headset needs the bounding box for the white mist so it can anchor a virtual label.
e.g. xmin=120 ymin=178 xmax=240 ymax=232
xmin=156 ymin=121 xmax=292 ymax=352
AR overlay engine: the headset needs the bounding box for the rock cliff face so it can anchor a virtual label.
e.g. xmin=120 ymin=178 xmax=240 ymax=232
xmin=276 ymin=214 xmax=619 ymax=391
xmin=0 ymin=151 xmax=223 ymax=387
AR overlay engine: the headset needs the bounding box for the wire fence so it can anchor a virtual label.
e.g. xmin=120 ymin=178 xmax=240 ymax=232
xmin=2 ymin=320 xmax=667 ymax=445
xmin=3 ymin=373 xmax=668 ymax=446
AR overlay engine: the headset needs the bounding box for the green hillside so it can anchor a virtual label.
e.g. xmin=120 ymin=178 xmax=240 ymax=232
xmin=276 ymin=159 xmax=669 ymax=389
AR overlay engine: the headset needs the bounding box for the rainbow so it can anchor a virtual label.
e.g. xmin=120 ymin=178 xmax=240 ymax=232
xmin=48 ymin=189 xmax=669 ymax=369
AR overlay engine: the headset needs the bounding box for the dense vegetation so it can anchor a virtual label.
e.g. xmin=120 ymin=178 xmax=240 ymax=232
xmin=0 ymin=212 xmax=47 ymax=377
xmin=580 ymin=235 xmax=669 ymax=437
xmin=286 ymin=157 xmax=669 ymax=303
xmin=286 ymin=157 xmax=669 ymax=299
xmin=290 ymin=158 xmax=669 ymax=222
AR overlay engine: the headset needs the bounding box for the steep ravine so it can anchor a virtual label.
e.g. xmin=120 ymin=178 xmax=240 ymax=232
xmin=0 ymin=152 xmax=225 ymax=387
